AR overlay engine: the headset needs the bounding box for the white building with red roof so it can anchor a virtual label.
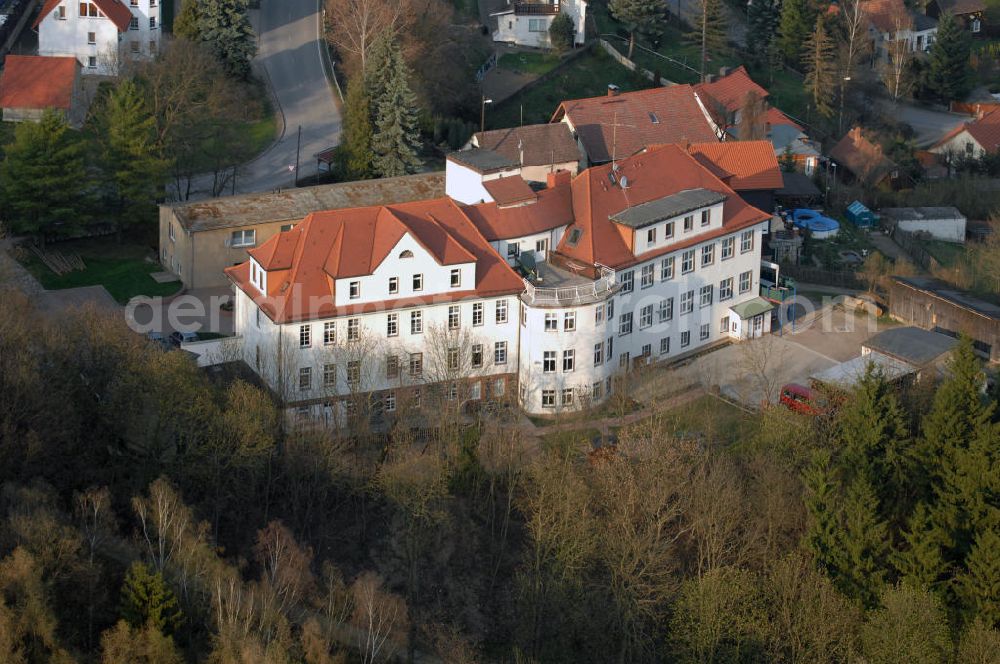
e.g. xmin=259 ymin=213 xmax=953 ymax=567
xmin=226 ymin=144 xmax=773 ymax=422
xmin=35 ymin=0 xmax=161 ymax=75
xmin=930 ymin=108 xmax=1000 ymax=161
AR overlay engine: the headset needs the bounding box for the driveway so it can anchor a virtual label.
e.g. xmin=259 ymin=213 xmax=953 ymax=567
xmin=883 ymin=100 xmax=967 ymax=148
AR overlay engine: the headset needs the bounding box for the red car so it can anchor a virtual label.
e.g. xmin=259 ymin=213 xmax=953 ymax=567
xmin=779 ymin=383 xmax=830 ymax=416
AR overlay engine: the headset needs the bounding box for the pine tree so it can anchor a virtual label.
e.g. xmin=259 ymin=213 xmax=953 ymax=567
xmin=803 ymin=450 xmax=847 ymax=577
xmin=748 ymin=0 xmax=781 ymax=65
xmin=341 ymin=76 xmax=374 ymax=179
xmin=893 ymin=502 xmax=950 ymax=591
xmin=802 ymin=16 xmax=837 ymax=119
xmin=198 ymin=0 xmax=257 ymax=78
xmin=688 ymin=0 xmax=728 ymax=82
xmin=369 ymin=37 xmax=423 ymax=178
xmin=958 ymin=526 xmax=1000 ymax=628
xmin=838 ymin=477 xmax=890 ymax=607
xmin=609 ymin=0 xmax=665 ymax=59
xmin=94 ymin=80 xmax=170 ymax=238
xmin=119 ymin=562 xmax=183 ymax=635
xmin=173 ymin=0 xmax=201 ymax=41
xmin=777 ymin=0 xmax=816 ymax=66
xmin=0 ymin=109 xmax=89 ymax=243
xmin=925 ymin=13 xmax=973 ymax=103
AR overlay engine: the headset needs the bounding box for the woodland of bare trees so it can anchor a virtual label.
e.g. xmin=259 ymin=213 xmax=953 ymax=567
xmin=0 ymin=288 xmax=999 ymax=663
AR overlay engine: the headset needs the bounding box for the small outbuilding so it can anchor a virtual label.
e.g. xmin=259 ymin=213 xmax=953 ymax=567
xmin=880 ymin=207 xmax=967 ymax=243
xmin=846 ymin=200 xmax=876 ymax=228
xmin=0 ymin=55 xmax=87 ymax=127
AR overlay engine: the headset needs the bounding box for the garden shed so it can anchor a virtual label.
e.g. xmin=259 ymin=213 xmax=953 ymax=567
xmin=846 ymin=200 xmax=876 ymax=228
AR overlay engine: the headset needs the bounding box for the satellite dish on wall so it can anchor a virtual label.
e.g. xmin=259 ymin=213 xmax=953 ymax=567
xmin=620 ymin=176 xmax=628 ymax=189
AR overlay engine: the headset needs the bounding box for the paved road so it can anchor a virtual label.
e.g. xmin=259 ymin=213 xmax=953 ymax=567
xmin=882 ymin=100 xmax=967 ymax=148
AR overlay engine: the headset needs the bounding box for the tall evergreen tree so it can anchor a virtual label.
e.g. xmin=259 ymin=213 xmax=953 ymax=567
xmin=801 ymin=16 xmax=837 ymax=119
xmin=609 ymin=0 xmax=665 ymax=59
xmin=688 ymin=0 xmax=729 ymax=82
xmin=803 ymin=450 xmax=846 ymax=577
xmin=119 ymin=562 xmax=183 ymax=634
xmin=369 ymin=37 xmax=423 ymax=178
xmin=777 ymin=0 xmax=816 ymax=66
xmin=340 ymin=76 xmax=374 ymax=180
xmin=0 ymin=110 xmax=89 ymax=243
xmin=893 ymin=502 xmax=950 ymax=592
xmin=925 ymin=13 xmax=973 ymax=102
xmin=958 ymin=526 xmax=1000 ymax=628
xmin=173 ymin=0 xmax=202 ymax=40
xmin=748 ymin=0 xmax=781 ymax=65
xmin=838 ymin=477 xmax=890 ymax=606
xmin=93 ymin=80 xmax=170 ymax=238
xmin=198 ymin=0 xmax=257 ymax=78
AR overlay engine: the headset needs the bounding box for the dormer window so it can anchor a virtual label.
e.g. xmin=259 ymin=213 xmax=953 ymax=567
xmin=701 ymin=210 xmax=710 ymax=227
xmin=566 ymin=229 xmax=582 ymax=247
xmin=665 ymin=222 xmax=674 ymax=238
xmin=450 ymin=269 xmax=461 ymax=288
xmin=646 ymin=228 xmax=656 ymax=244
xmin=349 ymin=281 xmax=360 ymax=299
xmin=684 ymin=215 xmax=694 ymax=232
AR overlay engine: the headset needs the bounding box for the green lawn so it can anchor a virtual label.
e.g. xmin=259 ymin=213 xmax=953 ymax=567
xmin=489 ymin=48 xmax=651 ymax=128
xmin=498 ymin=51 xmax=564 ymax=76
xmin=645 ymin=394 xmax=754 ymax=445
xmin=922 ymin=239 xmax=967 ymax=268
xmin=18 ymin=238 xmax=181 ymax=304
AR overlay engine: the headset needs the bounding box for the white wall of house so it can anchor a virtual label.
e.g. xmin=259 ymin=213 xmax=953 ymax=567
xmin=491 ymin=226 xmax=568 ymax=265
xmin=37 ymin=0 xmax=160 ymax=75
xmin=445 ymin=159 xmax=522 ymax=204
xmin=895 ymin=216 xmax=966 ymax=243
xmin=930 ymin=129 xmax=988 ymax=159
xmin=492 ymin=1 xmax=587 ymax=48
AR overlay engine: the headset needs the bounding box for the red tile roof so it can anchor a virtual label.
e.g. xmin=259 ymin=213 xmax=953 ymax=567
xmin=861 ymin=0 xmax=912 ymax=32
xmin=473 ymin=124 xmax=579 ymax=167
xmin=482 ymin=176 xmax=537 ymax=206
xmin=0 ymin=55 xmax=78 ymax=110
xmin=229 ymin=198 xmax=525 ymax=324
xmin=935 ymin=108 xmax=1000 ymax=153
xmin=694 ymin=66 xmax=770 ymax=115
xmin=554 ymin=144 xmax=771 ymax=270
xmin=35 ymin=0 xmax=134 ymax=31
xmin=764 ymin=107 xmax=803 ymax=131
xmin=552 ymin=85 xmax=719 ymax=163
xmin=830 ymin=127 xmax=900 ymax=186
xmin=685 ymin=141 xmax=784 ymax=191
xmin=462 ymin=184 xmax=574 ymax=241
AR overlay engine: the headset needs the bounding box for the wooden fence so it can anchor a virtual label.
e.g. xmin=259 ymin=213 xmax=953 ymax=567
xmin=890 ymin=227 xmax=941 ymax=272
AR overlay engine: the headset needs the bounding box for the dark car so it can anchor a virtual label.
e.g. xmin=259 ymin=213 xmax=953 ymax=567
xmin=146 ymin=331 xmax=172 ymax=351
xmin=169 ymin=331 xmax=199 ymax=347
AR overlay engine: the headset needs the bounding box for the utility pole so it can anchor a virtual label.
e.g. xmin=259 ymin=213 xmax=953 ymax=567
xmin=294 ymin=125 xmax=302 ymax=187
xmin=481 ymin=96 xmax=493 ymax=133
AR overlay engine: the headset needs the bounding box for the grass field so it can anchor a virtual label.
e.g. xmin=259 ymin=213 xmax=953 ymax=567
xmin=498 ymin=51 xmax=564 ymax=76
xmin=641 ymin=394 xmax=754 ymax=445
xmin=18 ymin=238 xmax=181 ymax=304
xmin=922 ymin=239 xmax=967 ymax=268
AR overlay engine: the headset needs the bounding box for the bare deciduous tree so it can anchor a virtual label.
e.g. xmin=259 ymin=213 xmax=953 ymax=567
xmin=350 ymin=572 xmax=408 ymax=664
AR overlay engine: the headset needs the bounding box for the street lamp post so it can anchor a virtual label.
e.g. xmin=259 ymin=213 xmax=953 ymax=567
xmin=480 ymin=96 xmax=493 ymax=133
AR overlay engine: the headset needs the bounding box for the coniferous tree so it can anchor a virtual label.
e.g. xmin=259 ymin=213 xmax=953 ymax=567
xmin=93 ymin=80 xmax=170 ymax=239
xmin=838 ymin=477 xmax=890 ymax=606
xmin=341 ymin=76 xmax=374 ymax=179
xmin=748 ymin=0 xmax=781 ymax=65
xmin=777 ymin=0 xmax=816 ymax=66
xmin=803 ymin=450 xmax=846 ymax=576
xmin=198 ymin=0 xmax=257 ymax=78
xmin=688 ymin=0 xmax=728 ymax=82
xmin=173 ymin=0 xmax=202 ymax=40
xmin=925 ymin=13 xmax=973 ymax=102
xmin=549 ymin=12 xmax=576 ymax=53
xmin=958 ymin=526 xmax=1000 ymax=627
xmin=609 ymin=0 xmax=665 ymax=59
xmin=893 ymin=503 xmax=950 ymax=592
xmin=369 ymin=37 xmax=423 ymax=178
xmin=0 ymin=109 xmax=89 ymax=244
xmin=802 ymin=16 xmax=837 ymax=119
xmin=119 ymin=562 xmax=183 ymax=635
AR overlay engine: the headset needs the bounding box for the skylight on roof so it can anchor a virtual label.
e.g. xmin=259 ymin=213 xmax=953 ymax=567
xmin=648 ymin=112 xmax=660 ymax=124
xmin=566 ymin=228 xmax=583 ymax=247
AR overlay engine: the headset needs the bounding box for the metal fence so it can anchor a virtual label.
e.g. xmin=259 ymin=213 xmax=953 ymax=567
xmin=779 ymin=265 xmax=865 ymax=290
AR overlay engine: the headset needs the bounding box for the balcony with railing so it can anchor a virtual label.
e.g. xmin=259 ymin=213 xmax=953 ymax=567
xmin=521 ymin=261 xmax=616 ymax=307
xmin=513 ymin=1 xmax=561 ymax=15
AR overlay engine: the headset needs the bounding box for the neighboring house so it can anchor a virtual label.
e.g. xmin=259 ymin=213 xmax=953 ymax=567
xmin=881 ymin=206 xmax=967 ymax=242
xmin=226 ymin=144 xmax=772 ymax=422
xmin=685 ymin=140 xmax=784 ymax=212
xmin=829 ymin=126 xmax=904 ymax=189
xmin=0 ymin=54 xmax=87 ymax=126
xmin=693 ymin=65 xmax=770 ymax=131
xmin=889 ymin=276 xmax=1000 ymax=362
xmin=929 ymin=108 xmax=1000 ymax=160
xmin=811 ymin=326 xmax=959 ymax=388
xmin=862 ymin=0 xmax=938 ymax=61
xmin=729 ymin=117 xmax=821 ymax=176
xmin=491 ymin=0 xmax=587 ymax=48
xmin=34 ymin=0 xmax=161 ymax=75
xmin=926 ymin=0 xmax=986 ymax=35
xmin=467 ymin=123 xmax=581 ymax=182
xmin=159 ymin=172 xmax=446 ymax=290
xmin=551 ymin=84 xmax=720 ymax=166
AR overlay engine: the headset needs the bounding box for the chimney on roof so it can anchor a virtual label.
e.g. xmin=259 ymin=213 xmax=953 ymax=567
xmin=547 ymin=169 xmax=572 ymax=189
xmin=719 ymin=66 xmax=730 ymax=77
xmin=850 ymin=126 xmax=862 ymax=142
xmin=607 ymin=84 xmax=620 ymax=97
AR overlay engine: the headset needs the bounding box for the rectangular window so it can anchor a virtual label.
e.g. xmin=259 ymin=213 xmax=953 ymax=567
xmin=620 ymin=352 xmax=630 ymax=368
xmin=528 ymin=17 xmax=546 ymax=31
xmin=619 ymin=312 xmax=633 ymax=336
xmin=386 ymin=313 xmax=398 ymax=337
xmin=563 ymin=349 xmax=575 ymax=372
xmin=450 ymin=269 xmax=461 ymax=288
xmin=592 ymin=381 xmax=603 ymax=399
xmin=494 ymin=341 xmax=507 ymax=365
xmin=348 ymin=318 xmax=359 ymax=341
xmin=564 ymin=312 xmax=576 ymax=331
xmin=607 ymin=300 xmax=613 ymax=320
xmin=409 ymin=353 xmax=423 ymax=377
xmin=324 ymin=321 xmax=336 ymax=345
xmin=149 ymin=16 xmax=156 ymax=29
xmin=607 ymin=336 xmax=613 ymax=360
xmin=471 ymin=344 xmax=483 ymax=368
xmin=448 ymin=305 xmax=460 ymax=330
xmin=684 ymin=215 xmax=694 ymax=232
xmin=741 ymin=230 xmax=754 ymax=253
xmin=664 ymin=221 xmax=674 ymax=239
xmin=58 ymin=5 xmax=66 ymax=18
xmin=719 ymin=278 xmax=734 ymax=301
xmin=349 ymin=281 xmax=360 ymax=299
xmin=701 ymin=209 xmax=710 ymax=227
xmin=88 ymin=56 xmax=97 ymax=68
xmin=721 ymin=237 xmax=735 ymax=260
xmin=542 ymin=390 xmax=556 ymax=408
xmin=299 ymin=324 xmax=311 ymax=348
xmin=469 ymin=382 xmax=481 ymax=400
xmin=700 ymin=285 xmax=713 ymax=307
xmin=385 ymin=391 xmax=396 ymax=412
xmin=640 ymin=304 xmax=653 ymax=328
xmin=493 ymin=378 xmax=505 ymax=397
xmin=701 ymin=244 xmax=715 ymax=267
xmin=298 ymin=367 xmax=311 ymax=391
xmin=681 ymin=250 xmax=695 ymax=274
xmin=130 ymin=40 xmax=139 ymax=53
xmin=661 ymin=256 xmax=674 ymax=281
xmin=507 ymin=243 xmax=520 ymax=258
xmin=129 ymin=16 xmax=138 ymax=29
xmin=641 ymin=264 xmax=654 ymax=288
xmin=545 ymin=313 xmax=558 ymax=331
xmin=739 ymin=270 xmax=752 ymax=294
xmin=543 ymin=350 xmax=556 ymax=373
xmin=472 ymin=302 xmax=484 ymax=326
xmin=447 ymin=347 xmax=459 ymax=371
xmin=594 ymin=342 xmax=604 ymax=366
xmin=386 ymin=355 xmax=400 ymax=380
xmin=642 ymin=343 xmax=651 ymax=357
xmin=410 ymin=311 xmax=422 ymax=334
xmin=681 ymin=331 xmax=691 ymax=348
xmin=536 ymin=238 xmax=549 ymax=253
xmin=647 ymin=228 xmax=656 ymax=244
xmin=660 ymin=337 xmax=670 ymax=354
xmin=496 ymin=299 xmax=508 ymax=324
xmin=347 ymin=360 xmax=360 ymax=385
xmin=620 ymin=270 xmax=634 ymax=293
xmin=561 ymin=388 xmax=574 ymax=406
xmin=87 ymin=31 xmax=96 ymax=43
xmin=659 ymin=297 xmax=673 ymax=322
xmin=447 ymin=383 xmax=458 ymax=401
xmin=230 ymin=229 xmax=255 ymax=247
xmin=720 ymin=315 xmax=730 ymax=334
xmin=388 ymin=277 xmax=398 ymax=294
xmin=700 ymin=323 xmax=710 ymax=341
xmin=595 ymin=304 xmax=605 ymax=325
xmin=323 ymin=364 xmax=336 ymax=388
xmin=681 ymin=291 xmax=694 ymax=314
xmin=412 ymin=274 xmax=423 ymax=291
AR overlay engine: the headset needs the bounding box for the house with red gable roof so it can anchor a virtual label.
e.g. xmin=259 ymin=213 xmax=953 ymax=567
xmin=225 ymin=143 xmax=773 ymax=423
xmin=930 ymin=108 xmax=1000 ymax=162
xmin=0 ymin=55 xmax=87 ymax=126
xmin=34 ymin=0 xmax=161 ymax=75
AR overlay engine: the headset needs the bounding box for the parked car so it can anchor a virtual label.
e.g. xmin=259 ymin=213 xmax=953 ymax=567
xmin=169 ymin=331 xmax=199 ymax=347
xmin=146 ymin=331 xmax=172 ymax=350
xmin=779 ymin=383 xmax=831 ymax=416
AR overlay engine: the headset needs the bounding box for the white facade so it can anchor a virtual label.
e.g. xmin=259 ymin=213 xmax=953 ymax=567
xmin=930 ymin=128 xmax=989 ymax=160
xmin=37 ymin=0 xmax=161 ymax=75
xmin=445 ymin=159 xmax=522 ymax=205
xmin=491 ymin=226 xmax=568 ymax=266
xmin=492 ymin=1 xmax=587 ymax=48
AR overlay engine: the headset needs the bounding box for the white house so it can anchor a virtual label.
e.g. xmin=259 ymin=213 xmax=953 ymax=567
xmin=34 ymin=0 xmax=161 ymax=75
xmin=862 ymin=0 xmax=938 ymax=62
xmin=226 ymin=144 xmax=772 ymax=423
xmin=881 ymin=207 xmax=967 ymax=243
xmin=491 ymin=0 xmax=586 ymax=48
xmin=930 ymin=108 xmax=1000 ymax=161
